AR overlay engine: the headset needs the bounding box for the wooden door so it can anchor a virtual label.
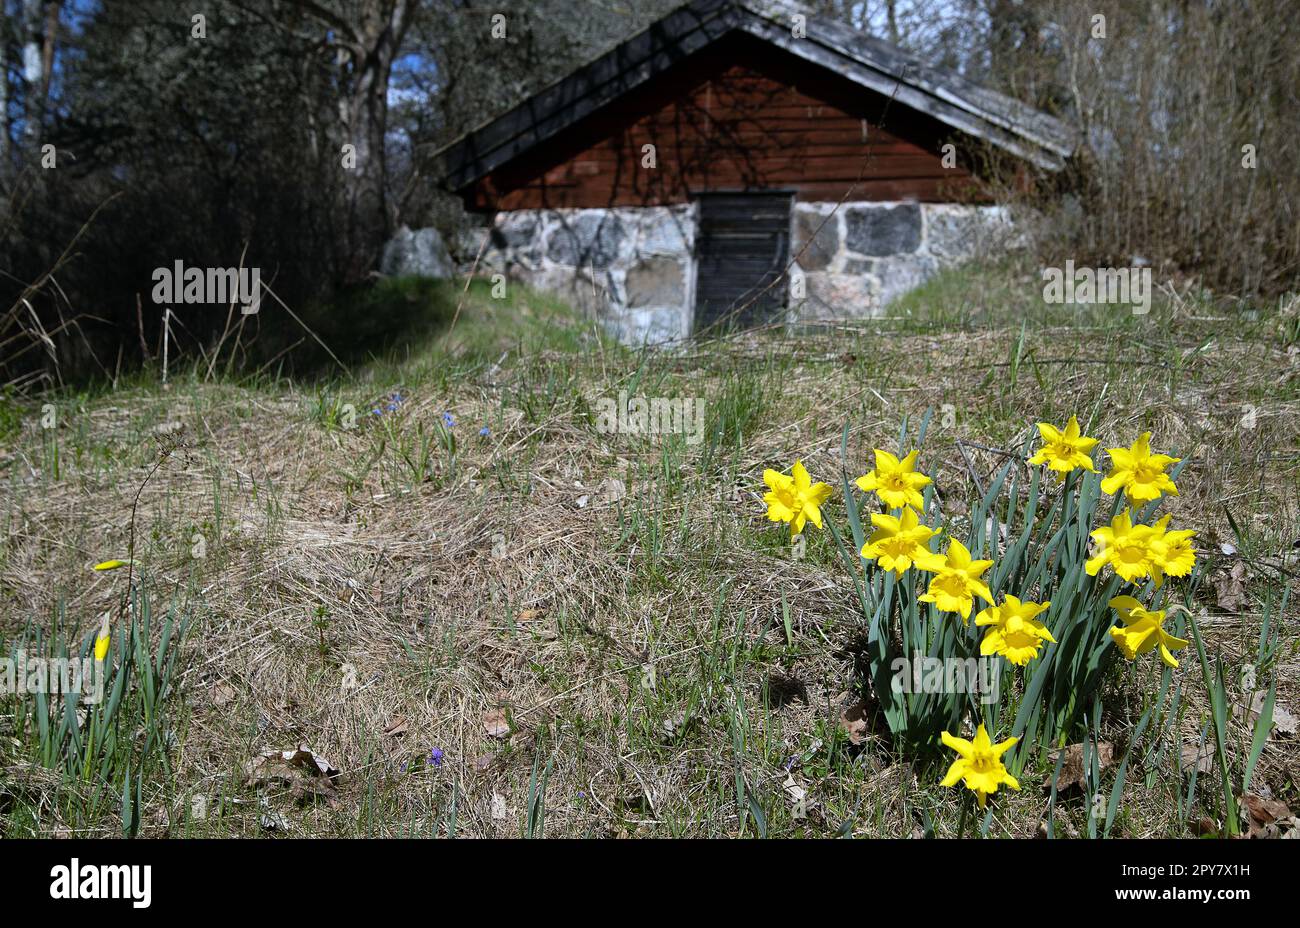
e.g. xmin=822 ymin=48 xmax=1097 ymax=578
xmin=693 ymin=192 xmax=792 ymax=333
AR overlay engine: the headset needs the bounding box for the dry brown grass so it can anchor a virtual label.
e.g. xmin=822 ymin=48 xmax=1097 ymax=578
xmin=2 ymin=268 xmax=1298 ymax=837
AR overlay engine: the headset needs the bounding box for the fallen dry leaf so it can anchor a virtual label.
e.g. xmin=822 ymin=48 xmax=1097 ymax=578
xmin=245 ymin=745 xmax=341 ymax=805
xmin=660 ymin=711 xmax=690 ymax=739
xmin=1277 ymin=818 xmax=1300 ymax=839
xmin=1180 ymin=742 xmax=1216 ymax=776
xmin=516 ymin=608 xmax=546 ymax=624
xmin=482 ymin=707 xmax=511 ymax=739
xmin=1241 ymin=793 xmax=1294 ymax=838
xmin=211 ymin=682 xmax=237 ymax=708
xmin=1213 ymin=561 xmax=1248 ymax=612
xmin=1233 ymin=690 xmax=1299 ymax=738
xmin=245 ymin=745 xmax=340 ymax=786
xmin=1191 ymin=816 xmax=1220 ymax=837
xmin=839 ymin=700 xmax=871 ymax=746
xmin=383 ymin=717 xmax=409 ymax=738
xmin=1046 ymin=741 xmax=1114 ymax=790
xmin=258 ymin=797 xmax=289 ymax=832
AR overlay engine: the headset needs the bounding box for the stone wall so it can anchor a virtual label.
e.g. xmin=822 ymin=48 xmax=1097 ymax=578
xmin=453 ymin=201 xmax=1013 ymax=344
xmin=788 ymin=202 xmax=1014 ymax=322
xmin=459 ymin=205 xmax=697 ymax=346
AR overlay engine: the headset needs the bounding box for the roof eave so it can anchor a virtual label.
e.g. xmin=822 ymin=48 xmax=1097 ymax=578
xmin=734 ymin=15 xmax=1073 ymax=171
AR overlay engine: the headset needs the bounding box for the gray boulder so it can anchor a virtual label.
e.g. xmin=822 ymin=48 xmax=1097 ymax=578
xmin=381 ymin=226 xmax=454 ymax=279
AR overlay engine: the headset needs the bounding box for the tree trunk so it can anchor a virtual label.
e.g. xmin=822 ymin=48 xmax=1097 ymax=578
xmin=336 ymin=17 xmax=399 ymax=283
xmin=40 ymin=0 xmax=60 ymax=104
xmin=19 ymin=0 xmax=44 ymax=140
xmin=288 ymin=0 xmax=413 ymax=284
xmin=0 ymin=26 xmax=8 ymax=162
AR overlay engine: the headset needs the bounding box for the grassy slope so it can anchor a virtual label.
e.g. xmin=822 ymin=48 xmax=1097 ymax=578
xmin=1 ymin=262 xmax=1297 ymax=837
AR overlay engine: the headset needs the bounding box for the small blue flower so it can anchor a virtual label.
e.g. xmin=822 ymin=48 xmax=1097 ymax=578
xmin=386 ymin=402 xmax=398 ymax=412
xmin=428 ymin=747 xmax=444 ymax=768
xmin=371 ymin=407 xmax=382 ymax=416
xmin=479 ymin=426 xmax=491 ymax=437
xmin=442 ymin=411 xmax=455 ymax=429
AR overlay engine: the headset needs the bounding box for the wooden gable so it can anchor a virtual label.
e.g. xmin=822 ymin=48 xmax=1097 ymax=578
xmin=437 ymin=0 xmax=1076 ymax=213
xmin=468 ymin=32 xmax=982 ymax=210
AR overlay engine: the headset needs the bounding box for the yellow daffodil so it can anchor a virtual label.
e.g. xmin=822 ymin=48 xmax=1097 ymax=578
xmin=763 ymin=460 xmax=833 ymax=536
xmin=1027 ymin=415 xmax=1098 ymax=474
xmin=975 ymin=595 xmax=1055 ymax=665
xmin=1148 ymin=514 xmax=1197 ymax=585
xmin=860 ymin=505 xmax=945 ymax=575
xmin=1101 ymin=432 xmax=1180 ymax=504
xmin=917 ymin=539 xmax=994 ymax=623
xmin=94 ymin=615 xmax=111 ymax=662
xmin=1107 ymin=595 xmax=1190 ymax=668
xmin=93 ymin=560 xmax=129 ymax=571
xmin=855 ymin=449 xmax=932 ymax=511
xmin=939 ymin=724 xmax=1020 ymax=808
xmin=1086 ymin=509 xmax=1157 ymax=583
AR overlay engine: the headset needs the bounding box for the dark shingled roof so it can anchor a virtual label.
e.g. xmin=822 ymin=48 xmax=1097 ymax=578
xmin=436 ymin=0 xmax=1078 ymax=193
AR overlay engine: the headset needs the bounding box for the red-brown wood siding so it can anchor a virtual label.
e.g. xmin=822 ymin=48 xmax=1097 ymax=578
xmin=466 ymin=32 xmax=988 ymax=211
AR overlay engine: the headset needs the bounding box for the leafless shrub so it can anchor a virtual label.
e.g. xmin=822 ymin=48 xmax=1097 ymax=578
xmin=995 ymin=0 xmax=1298 ymax=296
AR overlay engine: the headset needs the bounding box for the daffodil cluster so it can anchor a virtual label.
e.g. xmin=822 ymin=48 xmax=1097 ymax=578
xmin=857 ymin=449 xmax=951 ymax=574
xmin=1026 ymin=422 xmax=1195 ymax=588
xmin=761 ymin=416 xmax=1201 ymax=809
xmin=856 ymin=448 xmax=1047 ymax=666
xmin=1085 ymin=509 xmax=1196 ymax=587
xmin=1028 ymin=421 xmax=1194 ymax=666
